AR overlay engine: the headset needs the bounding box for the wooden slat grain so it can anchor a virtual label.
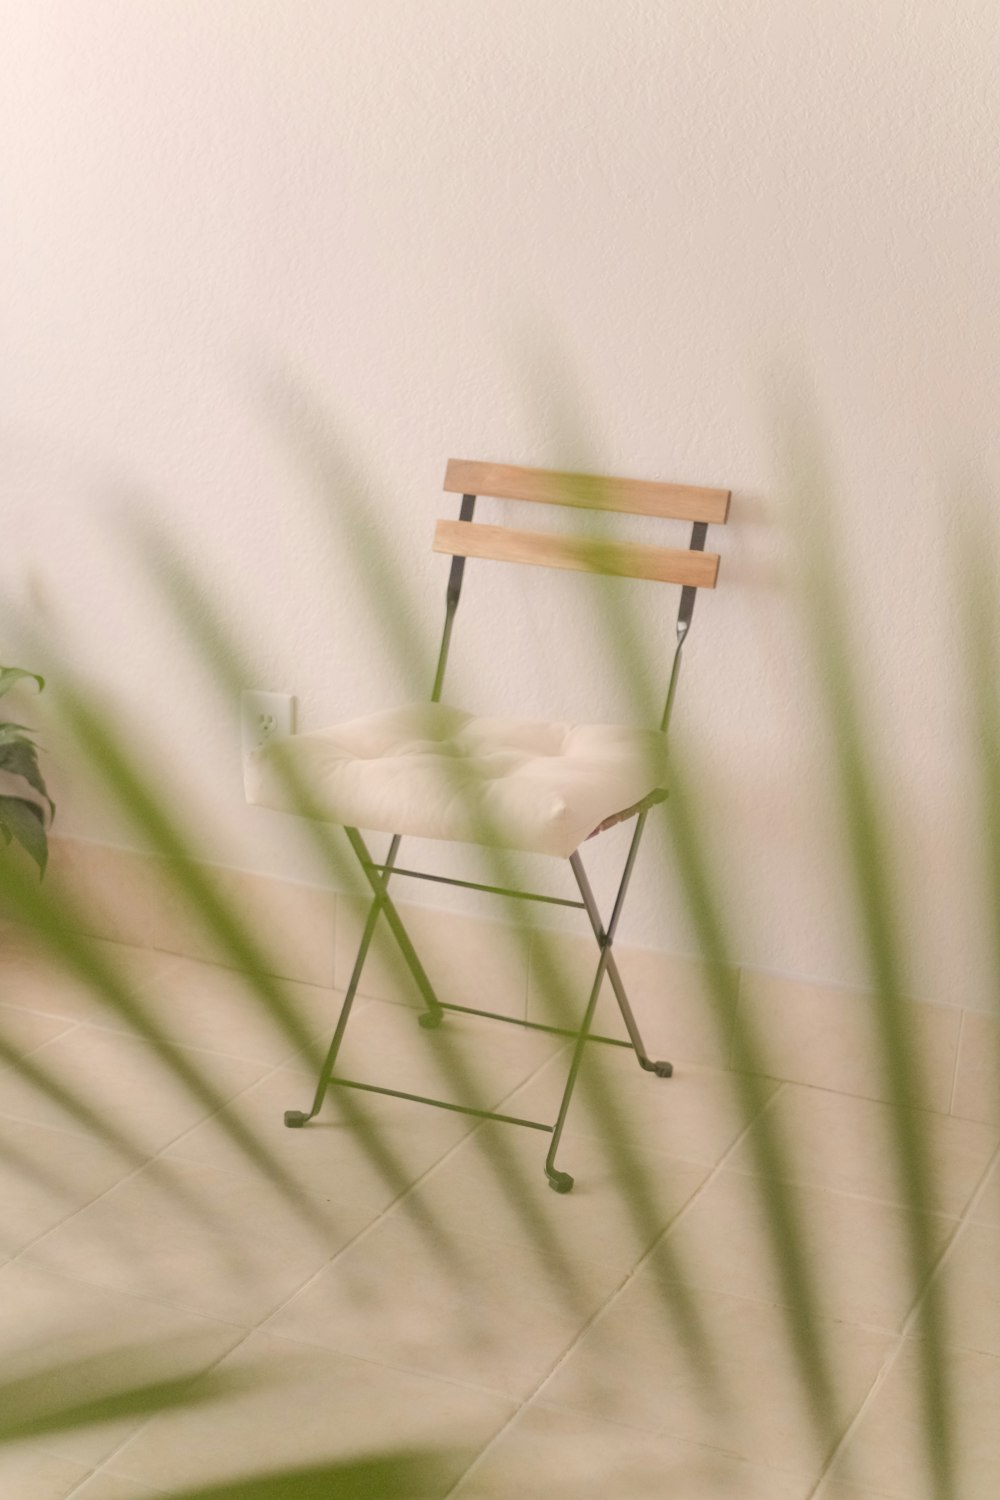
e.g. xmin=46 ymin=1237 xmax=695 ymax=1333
xmin=433 ymin=519 xmax=719 ymax=588
xmin=444 ymin=458 xmax=730 ymax=525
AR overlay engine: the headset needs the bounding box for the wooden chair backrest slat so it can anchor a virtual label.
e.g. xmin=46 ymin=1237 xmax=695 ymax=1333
xmin=433 ymin=518 xmax=719 ymax=588
xmin=444 ymin=458 xmax=730 ymax=526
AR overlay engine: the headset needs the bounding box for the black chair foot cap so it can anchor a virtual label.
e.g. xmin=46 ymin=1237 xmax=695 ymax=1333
xmin=284 ymin=1110 xmax=310 ymax=1128
xmin=547 ymin=1170 xmax=574 ymax=1194
xmin=418 ymin=1011 xmax=444 ymax=1030
xmin=640 ymin=1058 xmax=674 ymax=1078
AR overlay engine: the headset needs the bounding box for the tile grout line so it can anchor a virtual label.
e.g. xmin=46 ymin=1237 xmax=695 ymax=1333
xmin=438 ymin=1077 xmax=791 ymax=1499
xmin=7 ymin=904 xmax=997 ymax=1115
xmin=34 ymin=1042 xmax=364 ymax=1485
xmin=61 ymin=1026 xmax=989 ymax=1496
xmin=62 ymin=1464 xmax=170 ymax=1500
xmin=72 ymin=1033 xmax=580 ymax=1490
xmin=6 ymin=942 xmax=993 ymax=1495
xmin=5 ymin=1042 xmax=295 ymax=1266
xmin=0 ymin=1014 xmax=268 ymax=1246
xmin=82 ymin=1005 xmax=710 ymax=1481
xmin=232 ymin=1033 xmax=579 ymax=1335
xmin=5 ymin=921 xmax=992 ymax=1123
xmin=716 ymin=1161 xmax=970 ymax=1220
xmin=3 ymin=1248 xmax=254 ymax=1333
xmin=8 ymin=1030 xmax=300 ymax=1494
xmin=953 ymin=1131 xmax=1000 ymax=1227
xmin=6 ymin=992 xmax=537 ymax=1284
xmin=804 ymin=1132 xmax=1000 ymax=1499
xmin=71 ymin=1319 xmax=270 ymax=1488
xmin=877 ymin=1129 xmax=1000 ymax=1336
xmin=946 ymin=1008 xmax=965 ymax=1118
xmin=726 ymin=962 xmax=745 ymax=1071
xmin=80 ymin=1012 xmax=339 ymax=1070
xmin=0 ymin=979 xmax=373 ymax=1159
xmin=0 ymin=1016 xmax=87 ymax=1069
xmin=802 ymin=1334 xmax=924 ymax=1500
xmin=0 ymin=993 xmax=96 ymax=1024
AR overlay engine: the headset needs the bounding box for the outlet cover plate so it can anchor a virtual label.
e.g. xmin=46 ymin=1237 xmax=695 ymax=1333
xmin=242 ymin=691 xmax=296 ymax=757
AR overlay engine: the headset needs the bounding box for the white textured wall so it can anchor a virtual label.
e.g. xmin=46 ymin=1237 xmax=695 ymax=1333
xmin=3 ymin=1 xmax=1000 ymax=1008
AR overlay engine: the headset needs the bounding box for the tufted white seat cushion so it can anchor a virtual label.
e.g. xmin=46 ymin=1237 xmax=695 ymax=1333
xmin=245 ymin=701 xmax=669 ymax=859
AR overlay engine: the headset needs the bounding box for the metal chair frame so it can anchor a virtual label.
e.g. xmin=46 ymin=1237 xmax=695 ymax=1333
xmin=283 ymin=462 xmax=728 ymax=1192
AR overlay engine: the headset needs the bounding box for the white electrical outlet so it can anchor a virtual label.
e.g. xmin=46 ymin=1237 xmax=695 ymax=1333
xmin=241 ymin=691 xmax=296 ymax=757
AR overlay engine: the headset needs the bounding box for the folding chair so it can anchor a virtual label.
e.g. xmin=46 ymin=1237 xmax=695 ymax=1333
xmin=246 ymin=459 xmax=729 ymax=1192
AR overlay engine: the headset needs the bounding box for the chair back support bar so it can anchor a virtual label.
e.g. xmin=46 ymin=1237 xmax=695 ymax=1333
xmin=444 ymin=458 xmax=730 ymax=525
xmin=433 ymin=518 xmax=719 ymax=588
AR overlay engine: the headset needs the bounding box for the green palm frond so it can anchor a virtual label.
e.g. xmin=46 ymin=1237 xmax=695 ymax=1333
xmin=0 ymin=405 xmax=986 ymax=1498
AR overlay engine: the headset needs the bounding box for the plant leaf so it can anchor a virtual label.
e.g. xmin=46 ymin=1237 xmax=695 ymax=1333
xmin=0 ymin=723 xmax=37 ymax=745
xmin=0 ymin=1346 xmax=251 ymax=1443
xmin=154 ymin=1452 xmax=446 ymax=1499
xmin=0 ymin=795 xmax=48 ymax=873
xmin=0 ymin=667 xmax=44 ymax=699
xmin=0 ymin=737 xmax=54 ymax=815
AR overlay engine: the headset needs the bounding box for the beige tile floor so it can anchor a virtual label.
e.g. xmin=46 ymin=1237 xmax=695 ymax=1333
xmin=0 ymin=922 xmax=998 ymax=1497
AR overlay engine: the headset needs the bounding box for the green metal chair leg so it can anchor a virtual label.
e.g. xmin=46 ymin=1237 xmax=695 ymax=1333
xmin=284 ymin=839 xmax=401 ymax=1127
xmin=570 ymin=840 xmax=673 ymax=1078
xmin=343 ymin=827 xmax=445 ymax=1029
xmin=544 ymin=952 xmax=609 ymax=1193
xmin=284 ymin=830 xmax=445 ymax=1129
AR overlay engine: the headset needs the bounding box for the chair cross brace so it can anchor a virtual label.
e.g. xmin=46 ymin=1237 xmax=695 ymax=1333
xmin=283 ymin=815 xmax=670 ymax=1190
xmin=368 ymin=863 xmax=587 ymax=910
